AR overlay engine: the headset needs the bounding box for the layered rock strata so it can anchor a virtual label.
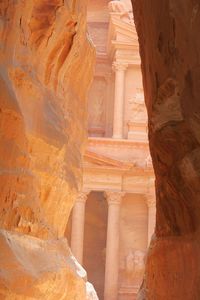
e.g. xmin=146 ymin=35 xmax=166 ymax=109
xmin=0 ymin=0 xmax=96 ymax=299
xmin=132 ymin=1 xmax=200 ymax=299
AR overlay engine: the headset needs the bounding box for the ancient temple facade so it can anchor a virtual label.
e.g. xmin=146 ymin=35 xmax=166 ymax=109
xmin=67 ymin=1 xmax=155 ymax=300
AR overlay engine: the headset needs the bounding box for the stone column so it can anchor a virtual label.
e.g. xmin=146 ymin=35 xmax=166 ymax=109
xmin=112 ymin=62 xmax=127 ymax=139
xmin=71 ymin=192 xmax=88 ymax=264
xmin=104 ymin=191 xmax=124 ymax=300
xmin=146 ymin=193 xmax=156 ymax=245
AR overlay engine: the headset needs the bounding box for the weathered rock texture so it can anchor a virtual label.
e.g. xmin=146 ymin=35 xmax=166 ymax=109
xmin=0 ymin=0 xmax=96 ymax=299
xmin=132 ymin=1 xmax=200 ymax=299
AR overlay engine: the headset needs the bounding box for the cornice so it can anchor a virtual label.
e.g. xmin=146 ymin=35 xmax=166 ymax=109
xmin=83 ymin=163 xmax=154 ymax=175
xmin=87 ymin=137 xmax=149 ymax=149
xmin=109 ymin=14 xmax=137 ymax=36
xmin=112 ymin=41 xmax=139 ymax=49
xmin=96 ymin=52 xmax=110 ymax=64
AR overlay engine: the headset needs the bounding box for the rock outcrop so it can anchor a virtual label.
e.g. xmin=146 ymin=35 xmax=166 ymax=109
xmin=132 ymin=1 xmax=200 ymax=299
xmin=0 ymin=0 xmax=96 ymax=299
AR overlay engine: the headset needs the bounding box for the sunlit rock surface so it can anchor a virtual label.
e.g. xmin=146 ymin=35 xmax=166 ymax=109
xmin=86 ymin=282 xmax=99 ymax=300
xmin=132 ymin=1 xmax=200 ymax=299
xmin=0 ymin=229 xmax=88 ymax=299
xmin=0 ymin=0 xmax=95 ymax=298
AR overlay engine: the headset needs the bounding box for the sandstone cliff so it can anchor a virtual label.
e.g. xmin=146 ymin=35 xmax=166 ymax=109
xmin=0 ymin=0 xmax=96 ymax=299
xmin=132 ymin=1 xmax=200 ymax=299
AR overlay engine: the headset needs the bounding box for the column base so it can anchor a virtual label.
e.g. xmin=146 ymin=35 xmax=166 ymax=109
xmin=118 ymin=285 xmax=140 ymax=300
xmin=112 ymin=134 xmax=123 ymax=139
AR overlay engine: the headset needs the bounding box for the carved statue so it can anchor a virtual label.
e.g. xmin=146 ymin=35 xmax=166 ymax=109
xmin=125 ymin=249 xmax=145 ymax=285
xmin=125 ymin=249 xmax=135 ymax=273
xmin=133 ymin=250 xmax=146 ymax=280
xmin=128 ymin=88 xmax=147 ymax=122
xmin=108 ymin=1 xmax=128 ymax=14
xmin=108 ymin=1 xmax=134 ymax=24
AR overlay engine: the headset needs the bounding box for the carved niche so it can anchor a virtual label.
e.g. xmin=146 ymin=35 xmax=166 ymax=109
xmin=88 ymin=76 xmax=107 ymax=137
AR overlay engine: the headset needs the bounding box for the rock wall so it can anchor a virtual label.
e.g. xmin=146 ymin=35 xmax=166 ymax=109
xmin=132 ymin=1 xmax=200 ymax=299
xmin=0 ymin=0 xmax=97 ymax=299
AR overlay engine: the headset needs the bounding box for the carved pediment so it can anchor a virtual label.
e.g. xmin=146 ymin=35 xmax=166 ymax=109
xmin=107 ymin=10 xmax=139 ymax=62
xmin=84 ymin=150 xmax=133 ymax=169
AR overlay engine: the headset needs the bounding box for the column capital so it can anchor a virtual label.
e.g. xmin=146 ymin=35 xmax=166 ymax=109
xmin=146 ymin=197 xmax=156 ymax=208
xmin=146 ymin=192 xmax=156 ymax=208
xmin=104 ymin=191 xmax=125 ymax=205
xmin=76 ymin=191 xmax=89 ymax=204
xmin=112 ymin=62 xmax=128 ymax=72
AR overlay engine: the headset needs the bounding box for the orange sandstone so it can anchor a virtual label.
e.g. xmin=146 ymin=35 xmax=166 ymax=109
xmin=132 ymin=0 xmax=200 ymax=299
xmin=0 ymin=0 xmax=97 ymax=299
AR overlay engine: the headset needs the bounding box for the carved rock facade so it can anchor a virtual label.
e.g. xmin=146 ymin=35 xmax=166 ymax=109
xmin=67 ymin=2 xmax=155 ymax=300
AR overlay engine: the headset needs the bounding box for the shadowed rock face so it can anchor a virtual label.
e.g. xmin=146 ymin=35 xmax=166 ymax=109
xmin=132 ymin=1 xmax=200 ymax=299
xmin=0 ymin=0 xmax=96 ymax=299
